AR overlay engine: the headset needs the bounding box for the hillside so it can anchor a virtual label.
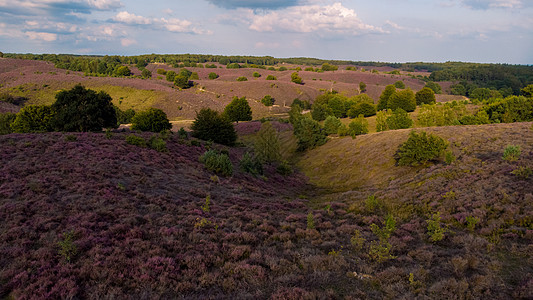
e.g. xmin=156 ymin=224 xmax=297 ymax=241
xmin=0 ymin=126 xmax=531 ymax=298
xmin=0 ymin=57 xmax=462 ymax=126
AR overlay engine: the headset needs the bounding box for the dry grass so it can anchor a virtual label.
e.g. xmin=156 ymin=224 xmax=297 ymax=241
xmin=298 ymin=122 xmax=533 ymax=191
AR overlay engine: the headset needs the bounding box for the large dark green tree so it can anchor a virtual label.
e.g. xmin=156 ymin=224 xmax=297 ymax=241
xmin=224 ymin=96 xmax=252 ymax=123
xmin=51 ymin=85 xmax=117 ymax=132
xmin=377 ymin=85 xmax=396 ymax=111
xmin=415 ymin=87 xmax=436 ymax=105
xmin=191 ymin=108 xmax=237 ymax=146
xmin=388 ymin=89 xmax=416 ymax=112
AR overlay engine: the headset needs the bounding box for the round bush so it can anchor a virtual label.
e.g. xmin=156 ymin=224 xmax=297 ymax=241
xmin=131 ymin=108 xmax=172 ymax=132
xmin=395 ymin=131 xmax=448 ymax=166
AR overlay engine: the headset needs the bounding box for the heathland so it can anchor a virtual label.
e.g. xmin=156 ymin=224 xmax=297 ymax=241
xmin=0 ymin=53 xmax=532 ymax=299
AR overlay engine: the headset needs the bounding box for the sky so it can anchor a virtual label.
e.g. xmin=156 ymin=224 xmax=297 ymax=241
xmin=0 ymin=0 xmax=531 ymax=64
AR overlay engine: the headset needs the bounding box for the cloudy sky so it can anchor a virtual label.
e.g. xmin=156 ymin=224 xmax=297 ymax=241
xmin=0 ymin=0 xmax=531 ymax=64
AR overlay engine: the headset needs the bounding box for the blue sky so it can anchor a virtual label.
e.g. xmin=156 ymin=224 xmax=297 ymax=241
xmin=0 ymin=0 xmax=531 ymax=64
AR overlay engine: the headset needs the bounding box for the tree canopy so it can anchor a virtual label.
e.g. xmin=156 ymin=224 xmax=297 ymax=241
xmin=51 ymin=85 xmax=117 ymax=132
xmin=224 ymin=96 xmax=252 ymax=123
xmin=191 ymin=108 xmax=237 ymax=146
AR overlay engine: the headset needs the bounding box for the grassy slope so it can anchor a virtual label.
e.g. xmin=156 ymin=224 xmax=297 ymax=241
xmin=298 ymin=122 xmax=533 ymax=191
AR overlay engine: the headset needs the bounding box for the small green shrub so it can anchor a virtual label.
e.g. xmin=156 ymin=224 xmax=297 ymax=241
xmin=427 ymin=212 xmax=446 ymax=242
xmin=57 ymin=230 xmax=77 ymax=263
xmin=236 ymin=76 xmax=248 ymax=82
xmin=395 ymin=131 xmax=448 ymax=166
xmin=65 ymin=135 xmax=77 ymax=142
xmin=202 ymin=195 xmax=210 ymax=212
xmin=200 ymin=150 xmax=233 ymax=176
xmin=0 ymin=112 xmax=16 ymax=135
xmin=350 ymin=230 xmax=365 ymax=251
xmin=307 ymin=212 xmax=315 ymax=229
xmin=253 ymin=72 xmax=261 ymax=78
xmin=239 ymin=152 xmax=263 ymax=176
xmin=178 ymin=127 xmax=188 ymax=139
xmin=445 ymin=151 xmax=456 ymax=165
xmin=11 ymin=105 xmax=55 ymax=133
xmin=266 ymin=75 xmax=277 ymax=80
xmin=276 ymin=160 xmax=293 ymax=175
xmin=511 ymin=166 xmax=533 ymax=179
xmin=208 ymin=72 xmax=218 ymax=80
xmin=502 ymin=145 xmax=521 ymax=162
xmin=126 ymin=134 xmax=146 ymax=147
xmin=148 ymin=136 xmax=167 ymax=152
xmin=261 ymin=95 xmax=275 ymax=106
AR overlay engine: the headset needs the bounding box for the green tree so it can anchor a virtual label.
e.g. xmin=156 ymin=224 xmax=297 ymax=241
xmin=291 ymin=72 xmax=303 ymax=84
xmin=179 ymin=68 xmax=192 ymax=78
xmin=394 ymin=81 xmax=405 ymax=89
xmin=395 ymin=131 xmax=448 ymax=166
xmin=51 ymin=85 xmax=117 ymax=132
xmin=115 ymin=107 xmax=136 ymax=124
xmin=377 ymin=85 xmax=396 ymax=111
xmin=115 ymin=66 xmax=132 ymax=77
xmin=191 ymin=108 xmax=237 ymax=146
xmin=521 ymin=84 xmax=533 ymax=98
xmin=450 ymin=83 xmax=466 ymax=96
xmin=311 ymin=102 xmax=332 ymax=121
xmin=470 ymin=88 xmax=492 ymax=101
xmin=424 ymin=81 xmax=442 ymax=94
xmin=11 ymin=105 xmax=54 ymax=133
xmin=131 ymin=108 xmax=172 ymax=132
xmin=141 ymin=68 xmax=152 ymax=79
xmin=174 ymin=75 xmax=191 ymax=89
xmin=208 ymin=72 xmax=218 ymax=80
xmin=359 ymin=82 xmax=367 ymax=93
xmin=415 ymin=87 xmax=436 ymax=105
xmin=376 ymin=109 xmax=392 ymax=132
xmin=388 ymin=89 xmax=416 ymax=112
xmin=294 ymin=117 xmax=327 ymax=151
xmin=348 ymin=102 xmax=376 ymax=118
xmin=166 ymin=70 xmax=176 ymax=82
xmin=323 ymin=115 xmax=342 ymax=135
xmin=224 ymin=96 xmax=252 ymax=123
xmin=386 ymin=108 xmax=413 ymax=130
xmin=321 ymin=63 xmax=338 ymax=71
xmin=254 ymin=121 xmax=282 ymax=163
xmin=189 ymin=72 xmax=199 ymax=80
xmin=348 ymin=115 xmax=369 ymax=137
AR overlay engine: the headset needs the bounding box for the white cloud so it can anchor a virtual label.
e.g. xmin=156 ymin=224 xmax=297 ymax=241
xmin=86 ymin=0 xmax=122 ymax=10
xmin=25 ymin=31 xmax=57 ymax=41
xmin=246 ymin=2 xmax=384 ymax=35
xmin=462 ymin=0 xmax=525 ymax=9
xmin=114 ymin=11 xmax=151 ymax=25
xmin=120 ymin=38 xmax=136 ymax=46
xmin=112 ymin=11 xmax=211 ymax=35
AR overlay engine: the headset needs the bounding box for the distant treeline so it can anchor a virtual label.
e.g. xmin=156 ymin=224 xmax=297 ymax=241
xmin=5 ymin=53 xmax=532 ymax=94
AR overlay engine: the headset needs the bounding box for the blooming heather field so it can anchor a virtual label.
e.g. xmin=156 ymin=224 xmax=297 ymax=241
xmin=0 ymin=58 xmax=460 ymax=122
xmin=0 ymin=122 xmax=531 ymax=298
